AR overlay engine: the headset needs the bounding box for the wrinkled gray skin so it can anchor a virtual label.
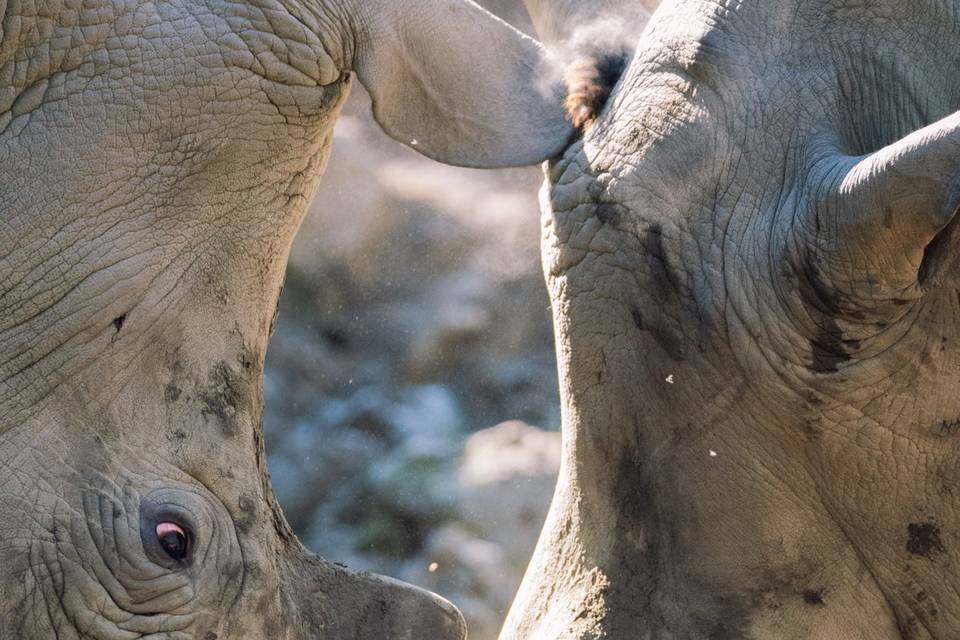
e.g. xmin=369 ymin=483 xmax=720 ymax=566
xmin=0 ymin=0 xmax=574 ymax=637
xmin=507 ymin=0 xmax=960 ymax=638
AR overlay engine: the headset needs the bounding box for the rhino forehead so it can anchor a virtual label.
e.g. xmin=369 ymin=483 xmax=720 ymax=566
xmin=0 ymin=0 xmax=346 ymax=137
xmin=548 ymin=0 xmax=960 ymax=301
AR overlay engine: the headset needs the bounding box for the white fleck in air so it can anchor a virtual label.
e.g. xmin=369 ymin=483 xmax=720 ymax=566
xmin=665 ymin=375 xmax=674 ymax=384
xmin=428 ymin=562 xmax=439 ymax=573
xmin=709 ymin=450 xmax=718 ymax=458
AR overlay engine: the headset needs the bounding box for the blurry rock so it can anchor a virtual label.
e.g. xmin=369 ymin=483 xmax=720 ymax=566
xmin=405 ymin=299 xmax=493 ymax=379
xmin=388 ymin=384 xmax=464 ymax=457
xmin=458 ymin=421 xmax=561 ymax=564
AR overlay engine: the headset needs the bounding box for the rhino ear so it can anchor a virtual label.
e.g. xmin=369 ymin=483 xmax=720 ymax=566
xmin=348 ymin=0 xmax=573 ymax=169
xmin=812 ymin=111 xmax=960 ymax=295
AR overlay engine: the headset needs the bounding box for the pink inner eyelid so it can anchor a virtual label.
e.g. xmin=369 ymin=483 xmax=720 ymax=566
xmin=156 ymin=522 xmax=185 ymax=537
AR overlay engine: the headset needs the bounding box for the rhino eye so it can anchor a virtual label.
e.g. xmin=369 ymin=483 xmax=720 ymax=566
xmin=156 ymin=522 xmax=191 ymax=561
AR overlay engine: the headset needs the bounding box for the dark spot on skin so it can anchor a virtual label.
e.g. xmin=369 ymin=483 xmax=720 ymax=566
xmin=238 ymin=494 xmax=255 ymax=514
xmin=235 ymin=517 xmax=253 ymax=534
xmin=810 ymin=334 xmax=849 ymax=373
xmin=692 ymin=567 xmax=826 ymax=637
xmin=644 ymin=225 xmax=681 ymax=295
xmin=594 ymin=203 xmax=623 ymax=225
xmin=797 ymin=253 xmax=854 ymax=373
xmin=898 ymin=615 xmax=920 ymax=637
xmin=203 ymin=632 xmax=218 ymax=640
xmin=708 ymin=620 xmax=749 ymax=640
xmin=910 ymin=591 xmax=940 ymax=620
xmin=238 ymin=349 xmax=255 ymax=371
xmin=631 ymin=306 xmax=685 ymax=362
xmin=906 ymin=520 xmax=946 ymax=558
xmin=112 ymin=314 xmax=127 ymax=332
xmin=801 ymin=419 xmax=822 ymax=440
xmin=881 ymin=206 xmax=895 ymax=229
xmin=198 ymin=362 xmax=245 ymax=437
xmin=586 ymin=179 xmax=623 ymax=226
xmin=245 ymin=561 xmax=263 ymax=580
xmin=936 ymin=419 xmax=960 ymax=436
xmin=164 ymin=382 xmax=181 ymax=402
xmin=587 ymin=455 xmax=659 ymax=635
xmin=634 ymin=225 xmax=689 ymax=361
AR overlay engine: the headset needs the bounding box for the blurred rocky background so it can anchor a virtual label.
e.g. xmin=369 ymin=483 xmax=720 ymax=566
xmin=264 ymin=2 xmax=565 ymax=638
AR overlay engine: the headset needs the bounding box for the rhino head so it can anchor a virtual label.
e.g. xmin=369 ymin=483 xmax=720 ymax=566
xmin=506 ymin=0 xmax=960 ymax=638
xmin=0 ymin=0 xmax=574 ymax=637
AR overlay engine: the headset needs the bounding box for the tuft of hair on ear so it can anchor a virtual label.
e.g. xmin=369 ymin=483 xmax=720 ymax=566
xmin=563 ymin=53 xmax=628 ymax=132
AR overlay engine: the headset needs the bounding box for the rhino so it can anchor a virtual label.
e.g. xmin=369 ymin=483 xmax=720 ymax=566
xmin=502 ymin=0 xmax=960 ymax=638
xmin=0 ymin=0 xmax=577 ymax=637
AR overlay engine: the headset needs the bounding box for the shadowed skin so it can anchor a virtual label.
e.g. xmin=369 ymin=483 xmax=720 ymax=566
xmin=506 ymin=0 xmax=960 ymax=638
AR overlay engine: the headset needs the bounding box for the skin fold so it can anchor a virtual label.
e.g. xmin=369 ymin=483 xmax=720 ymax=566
xmin=506 ymin=0 xmax=960 ymax=638
xmin=0 ymin=0 xmax=572 ymax=638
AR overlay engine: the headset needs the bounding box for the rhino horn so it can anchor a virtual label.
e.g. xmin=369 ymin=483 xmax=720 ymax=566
xmin=811 ymin=110 xmax=960 ymax=298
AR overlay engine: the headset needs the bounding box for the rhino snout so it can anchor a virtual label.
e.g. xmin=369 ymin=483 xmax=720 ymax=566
xmin=287 ymin=554 xmax=467 ymax=640
xmin=372 ymin=576 xmax=468 ymax=640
